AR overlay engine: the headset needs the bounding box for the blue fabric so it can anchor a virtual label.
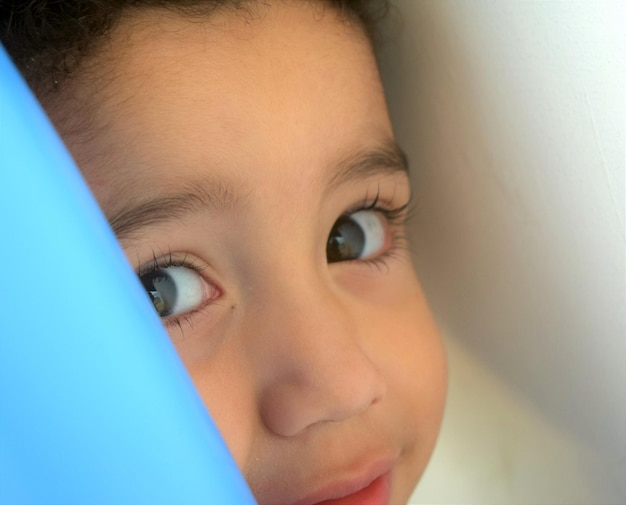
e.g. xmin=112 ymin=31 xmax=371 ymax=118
xmin=0 ymin=44 xmax=255 ymax=505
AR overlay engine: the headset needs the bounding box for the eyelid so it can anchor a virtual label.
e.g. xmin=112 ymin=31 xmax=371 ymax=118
xmin=343 ymin=187 xmax=414 ymax=226
xmin=332 ymin=188 xmax=413 ymax=270
xmin=136 ymin=252 xmax=220 ymax=301
xmin=136 ymin=251 xmax=207 ymax=277
xmin=135 ymin=251 xmax=223 ymax=328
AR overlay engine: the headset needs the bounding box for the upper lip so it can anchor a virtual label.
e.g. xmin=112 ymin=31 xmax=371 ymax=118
xmin=290 ymin=456 xmax=396 ymax=505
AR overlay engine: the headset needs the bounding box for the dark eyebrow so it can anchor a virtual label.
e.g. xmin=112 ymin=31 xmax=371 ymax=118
xmin=326 ymin=140 xmax=409 ymax=193
xmin=108 ymin=179 xmax=240 ymax=241
xmin=108 ymin=140 xmax=408 ymax=241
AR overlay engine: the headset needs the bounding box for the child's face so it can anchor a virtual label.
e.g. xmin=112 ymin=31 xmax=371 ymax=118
xmin=56 ymin=2 xmax=446 ymax=504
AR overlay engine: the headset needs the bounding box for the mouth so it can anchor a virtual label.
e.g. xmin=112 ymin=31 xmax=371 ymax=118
xmin=292 ymin=460 xmax=394 ymax=505
xmin=312 ymin=473 xmax=391 ymax=505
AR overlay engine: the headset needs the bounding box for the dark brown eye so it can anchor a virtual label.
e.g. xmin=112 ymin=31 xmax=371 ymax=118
xmin=326 ymin=210 xmax=386 ymax=263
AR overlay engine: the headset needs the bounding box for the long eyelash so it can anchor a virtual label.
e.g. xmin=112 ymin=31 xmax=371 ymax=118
xmin=136 ymin=248 xmax=206 ymax=277
xmin=362 ymin=230 xmax=410 ymax=273
xmin=348 ymin=186 xmax=416 ymax=226
xmin=135 ymin=249 xmax=210 ymax=336
xmin=348 ymin=186 xmax=416 ymax=272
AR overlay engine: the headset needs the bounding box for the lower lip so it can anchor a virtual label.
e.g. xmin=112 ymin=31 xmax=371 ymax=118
xmin=313 ymin=473 xmax=391 ymax=505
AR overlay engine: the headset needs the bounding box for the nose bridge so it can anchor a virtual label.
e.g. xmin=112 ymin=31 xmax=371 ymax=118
xmin=249 ymin=266 xmax=386 ymax=437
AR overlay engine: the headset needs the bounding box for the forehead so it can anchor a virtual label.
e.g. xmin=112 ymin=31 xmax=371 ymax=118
xmin=67 ymin=1 xmax=393 ymax=214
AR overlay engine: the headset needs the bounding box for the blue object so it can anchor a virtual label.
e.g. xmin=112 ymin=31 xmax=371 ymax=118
xmin=0 ymin=45 xmax=256 ymax=505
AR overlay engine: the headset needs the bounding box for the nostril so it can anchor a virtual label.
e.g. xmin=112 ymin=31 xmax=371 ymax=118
xmin=259 ymin=353 xmax=387 ymax=438
xmin=260 ymin=383 xmax=321 ymax=437
xmin=370 ymin=376 xmax=387 ymax=407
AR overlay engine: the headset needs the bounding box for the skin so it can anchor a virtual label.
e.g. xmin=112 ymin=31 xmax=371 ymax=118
xmin=50 ymin=2 xmax=447 ymax=504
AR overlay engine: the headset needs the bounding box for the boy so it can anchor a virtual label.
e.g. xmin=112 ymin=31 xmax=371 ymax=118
xmin=1 ymin=1 xmax=447 ymax=503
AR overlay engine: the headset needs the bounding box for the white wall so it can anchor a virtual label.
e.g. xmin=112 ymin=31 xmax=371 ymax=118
xmin=379 ymin=2 xmax=626 ymax=503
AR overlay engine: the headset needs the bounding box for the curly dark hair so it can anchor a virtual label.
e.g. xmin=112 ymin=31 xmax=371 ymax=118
xmin=0 ymin=0 xmax=389 ymax=98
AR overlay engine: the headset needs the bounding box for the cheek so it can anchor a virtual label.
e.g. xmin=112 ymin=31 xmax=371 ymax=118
xmin=361 ymin=288 xmax=447 ymax=451
xmin=344 ymin=266 xmax=447 ymax=430
xmin=186 ymin=353 xmax=257 ymax=469
xmin=367 ymin=301 xmax=447 ymax=501
xmin=375 ymin=301 xmax=446 ymax=421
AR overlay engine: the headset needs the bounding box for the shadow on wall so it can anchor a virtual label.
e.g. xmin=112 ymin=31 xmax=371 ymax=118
xmin=411 ymin=336 xmax=616 ymax=504
xmin=379 ymin=1 xmax=626 ymax=503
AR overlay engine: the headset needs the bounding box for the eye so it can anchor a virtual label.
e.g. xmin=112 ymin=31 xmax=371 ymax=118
xmin=139 ymin=265 xmax=216 ymax=318
xmin=326 ymin=210 xmax=387 ymax=263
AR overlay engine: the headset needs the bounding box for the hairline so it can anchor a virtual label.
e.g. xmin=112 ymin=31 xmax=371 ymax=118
xmin=42 ymin=0 xmax=376 ymax=142
xmin=16 ymin=0 xmax=379 ymax=105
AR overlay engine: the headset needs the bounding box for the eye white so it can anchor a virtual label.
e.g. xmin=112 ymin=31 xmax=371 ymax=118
xmin=165 ymin=266 xmax=206 ymax=314
xmin=350 ymin=210 xmax=386 ymax=258
xmin=146 ymin=265 xmax=207 ymax=317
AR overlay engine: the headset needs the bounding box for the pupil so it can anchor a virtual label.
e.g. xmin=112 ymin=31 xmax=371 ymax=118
xmin=141 ymin=270 xmax=177 ymax=317
xmin=327 ymin=215 xmax=365 ymax=263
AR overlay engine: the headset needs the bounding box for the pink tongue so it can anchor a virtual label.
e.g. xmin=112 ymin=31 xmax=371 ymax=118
xmin=315 ymin=475 xmax=389 ymax=505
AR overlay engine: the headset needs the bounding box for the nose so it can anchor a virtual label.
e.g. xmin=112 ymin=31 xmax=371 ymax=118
xmin=251 ymin=275 xmax=387 ymax=437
